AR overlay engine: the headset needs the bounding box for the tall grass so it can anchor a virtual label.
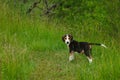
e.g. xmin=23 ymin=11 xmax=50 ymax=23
xmin=0 ymin=1 xmax=120 ymax=80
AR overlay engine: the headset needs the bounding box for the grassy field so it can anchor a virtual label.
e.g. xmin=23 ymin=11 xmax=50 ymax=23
xmin=0 ymin=1 xmax=120 ymax=80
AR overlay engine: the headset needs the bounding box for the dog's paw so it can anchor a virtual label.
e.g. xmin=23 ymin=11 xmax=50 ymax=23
xmin=69 ymin=55 xmax=74 ymax=62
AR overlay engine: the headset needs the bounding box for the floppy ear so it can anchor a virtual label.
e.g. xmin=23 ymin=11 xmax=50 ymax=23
xmin=69 ymin=34 xmax=73 ymax=40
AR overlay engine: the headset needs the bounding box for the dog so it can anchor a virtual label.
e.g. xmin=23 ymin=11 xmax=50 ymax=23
xmin=62 ymin=34 xmax=107 ymax=63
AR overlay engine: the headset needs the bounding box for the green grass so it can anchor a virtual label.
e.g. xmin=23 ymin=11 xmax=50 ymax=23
xmin=0 ymin=1 xmax=120 ymax=80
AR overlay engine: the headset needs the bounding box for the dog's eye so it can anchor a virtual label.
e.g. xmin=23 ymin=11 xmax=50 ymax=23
xmin=64 ymin=37 xmax=66 ymax=40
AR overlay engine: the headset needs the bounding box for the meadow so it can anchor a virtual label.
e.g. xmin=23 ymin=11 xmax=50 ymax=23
xmin=0 ymin=1 xmax=120 ymax=80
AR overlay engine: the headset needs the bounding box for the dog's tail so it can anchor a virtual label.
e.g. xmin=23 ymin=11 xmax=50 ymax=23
xmin=89 ymin=43 xmax=107 ymax=48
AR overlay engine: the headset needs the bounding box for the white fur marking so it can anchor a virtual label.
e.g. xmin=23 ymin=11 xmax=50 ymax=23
xmin=69 ymin=54 xmax=74 ymax=62
xmin=101 ymin=44 xmax=107 ymax=48
xmin=87 ymin=57 xmax=92 ymax=63
xmin=65 ymin=34 xmax=70 ymax=45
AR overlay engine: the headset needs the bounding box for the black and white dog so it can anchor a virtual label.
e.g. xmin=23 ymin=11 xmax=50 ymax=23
xmin=62 ymin=34 xmax=107 ymax=63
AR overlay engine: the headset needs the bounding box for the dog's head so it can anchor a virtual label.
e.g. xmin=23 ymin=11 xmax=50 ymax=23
xmin=62 ymin=34 xmax=73 ymax=45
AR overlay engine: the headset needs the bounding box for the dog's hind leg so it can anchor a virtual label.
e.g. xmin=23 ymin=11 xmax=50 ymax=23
xmin=85 ymin=50 xmax=92 ymax=63
xmin=87 ymin=56 xmax=92 ymax=63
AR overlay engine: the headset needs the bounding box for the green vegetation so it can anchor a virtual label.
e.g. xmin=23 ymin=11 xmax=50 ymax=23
xmin=0 ymin=0 xmax=120 ymax=80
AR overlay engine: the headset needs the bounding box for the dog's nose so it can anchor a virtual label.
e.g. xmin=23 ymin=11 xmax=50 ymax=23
xmin=67 ymin=42 xmax=69 ymax=44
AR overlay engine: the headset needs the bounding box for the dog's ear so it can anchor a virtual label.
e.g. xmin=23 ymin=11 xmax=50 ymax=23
xmin=69 ymin=34 xmax=73 ymax=40
xmin=62 ymin=35 xmax=65 ymax=42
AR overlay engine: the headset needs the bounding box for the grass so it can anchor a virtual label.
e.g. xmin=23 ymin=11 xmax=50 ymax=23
xmin=0 ymin=1 xmax=120 ymax=80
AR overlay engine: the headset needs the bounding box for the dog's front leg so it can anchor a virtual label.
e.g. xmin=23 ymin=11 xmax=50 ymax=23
xmin=69 ymin=52 xmax=74 ymax=62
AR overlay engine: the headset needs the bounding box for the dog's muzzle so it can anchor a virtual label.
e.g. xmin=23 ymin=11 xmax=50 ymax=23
xmin=66 ymin=42 xmax=70 ymax=44
xmin=65 ymin=41 xmax=70 ymax=45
